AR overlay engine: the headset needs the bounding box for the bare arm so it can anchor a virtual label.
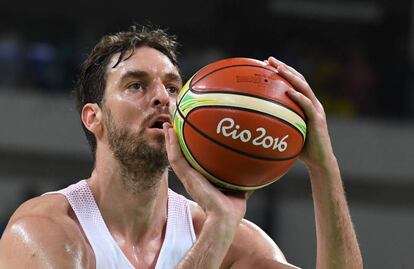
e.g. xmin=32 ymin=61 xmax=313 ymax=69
xmin=231 ymin=258 xmax=299 ymax=269
xmin=178 ymin=216 xmax=238 ymax=268
xmin=308 ymin=155 xmax=360 ymax=269
xmin=268 ymin=57 xmax=363 ymax=269
xmin=164 ymin=124 xmax=299 ymax=269
xmin=228 ymin=219 xmax=300 ymax=269
xmin=164 ymin=124 xmax=247 ymax=268
xmin=164 ymin=56 xmax=363 ymax=268
xmin=0 ymin=199 xmax=91 ymax=269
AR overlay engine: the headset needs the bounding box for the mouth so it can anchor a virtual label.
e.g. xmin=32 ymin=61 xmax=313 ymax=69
xmin=148 ymin=115 xmax=172 ymax=130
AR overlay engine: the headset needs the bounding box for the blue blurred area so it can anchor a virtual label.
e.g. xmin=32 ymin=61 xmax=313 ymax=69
xmin=0 ymin=0 xmax=412 ymax=118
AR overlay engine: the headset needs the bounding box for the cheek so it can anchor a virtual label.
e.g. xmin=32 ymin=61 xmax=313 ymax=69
xmin=105 ymin=106 xmax=141 ymax=133
xmin=105 ymin=93 xmax=156 ymax=130
xmin=110 ymin=94 xmax=146 ymax=118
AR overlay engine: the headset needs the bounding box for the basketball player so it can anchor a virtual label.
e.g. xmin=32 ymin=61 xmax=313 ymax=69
xmin=0 ymin=26 xmax=362 ymax=269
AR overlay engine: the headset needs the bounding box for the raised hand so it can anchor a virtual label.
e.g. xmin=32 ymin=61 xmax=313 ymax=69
xmin=163 ymin=122 xmax=249 ymax=268
xmin=267 ymin=57 xmax=335 ymax=170
xmin=266 ymin=57 xmax=363 ymax=269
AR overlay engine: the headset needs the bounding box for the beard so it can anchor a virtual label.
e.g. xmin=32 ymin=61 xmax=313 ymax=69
xmin=104 ymin=108 xmax=169 ymax=194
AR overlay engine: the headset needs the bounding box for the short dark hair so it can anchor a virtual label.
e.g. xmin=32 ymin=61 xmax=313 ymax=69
xmin=74 ymin=25 xmax=179 ymax=159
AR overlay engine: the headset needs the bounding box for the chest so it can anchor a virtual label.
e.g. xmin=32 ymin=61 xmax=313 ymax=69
xmin=116 ymin=237 xmax=164 ymax=269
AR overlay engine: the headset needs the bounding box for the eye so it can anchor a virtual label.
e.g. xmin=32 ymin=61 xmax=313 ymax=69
xmin=166 ymin=86 xmax=179 ymax=95
xmin=128 ymin=82 xmax=143 ymax=91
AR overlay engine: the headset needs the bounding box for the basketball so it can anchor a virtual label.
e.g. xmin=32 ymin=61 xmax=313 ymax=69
xmin=172 ymin=58 xmax=307 ymax=191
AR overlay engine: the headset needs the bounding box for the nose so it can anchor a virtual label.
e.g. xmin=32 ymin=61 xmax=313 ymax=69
xmin=150 ymin=82 xmax=170 ymax=108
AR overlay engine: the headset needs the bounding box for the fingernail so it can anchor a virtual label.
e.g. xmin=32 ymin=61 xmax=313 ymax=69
xmin=289 ymin=90 xmax=299 ymax=96
xmin=163 ymin=122 xmax=172 ymax=129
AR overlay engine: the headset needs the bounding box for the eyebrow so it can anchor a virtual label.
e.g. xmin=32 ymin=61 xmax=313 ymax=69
xmin=119 ymin=70 xmax=149 ymax=83
xmin=164 ymin=72 xmax=183 ymax=85
xmin=120 ymin=70 xmax=182 ymax=85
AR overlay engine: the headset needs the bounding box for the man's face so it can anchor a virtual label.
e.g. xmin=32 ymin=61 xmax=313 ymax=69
xmin=101 ymin=46 xmax=182 ymax=175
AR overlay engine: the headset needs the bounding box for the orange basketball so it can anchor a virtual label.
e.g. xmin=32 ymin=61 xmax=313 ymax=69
xmin=173 ymin=58 xmax=307 ymax=190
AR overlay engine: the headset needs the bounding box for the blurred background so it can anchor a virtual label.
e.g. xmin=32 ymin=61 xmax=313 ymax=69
xmin=1 ymin=0 xmax=413 ymax=268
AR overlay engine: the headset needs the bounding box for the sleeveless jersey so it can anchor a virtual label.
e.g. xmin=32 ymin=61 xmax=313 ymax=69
xmin=44 ymin=180 xmax=196 ymax=269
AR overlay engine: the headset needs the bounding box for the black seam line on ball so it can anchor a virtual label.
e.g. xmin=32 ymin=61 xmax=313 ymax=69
xmin=176 ymin=107 xmax=302 ymax=161
xmin=181 ymin=114 xmax=279 ymax=189
xmin=187 ymin=63 xmax=305 ymax=122
xmin=179 ymin=104 xmax=305 ymax=145
xmin=191 ymin=64 xmax=277 ymax=86
xmin=177 ymin=64 xmax=306 ymax=123
xmin=188 ymin=88 xmax=306 ymax=122
xmin=181 ymin=124 xmax=256 ymax=188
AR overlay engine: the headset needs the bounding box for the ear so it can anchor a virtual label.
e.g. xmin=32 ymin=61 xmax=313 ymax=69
xmin=81 ymin=103 xmax=104 ymax=138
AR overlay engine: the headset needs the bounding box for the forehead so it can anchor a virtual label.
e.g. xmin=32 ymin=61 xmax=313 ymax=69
xmin=106 ymin=46 xmax=179 ymax=82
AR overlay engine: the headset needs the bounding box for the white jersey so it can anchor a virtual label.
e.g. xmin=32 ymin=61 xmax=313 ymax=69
xmin=44 ymin=180 xmax=196 ymax=269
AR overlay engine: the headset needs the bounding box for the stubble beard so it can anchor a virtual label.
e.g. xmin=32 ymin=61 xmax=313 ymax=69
xmin=105 ymin=109 xmax=169 ymax=194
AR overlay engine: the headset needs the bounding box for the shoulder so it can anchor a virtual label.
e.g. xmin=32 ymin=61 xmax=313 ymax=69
xmin=189 ymin=202 xmax=295 ymax=269
xmin=0 ymin=194 xmax=92 ymax=269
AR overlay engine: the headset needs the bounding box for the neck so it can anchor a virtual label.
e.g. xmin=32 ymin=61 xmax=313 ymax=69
xmin=88 ymin=146 xmax=169 ymax=244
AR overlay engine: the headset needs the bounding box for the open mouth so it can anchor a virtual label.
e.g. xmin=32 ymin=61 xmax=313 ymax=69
xmin=148 ymin=115 xmax=171 ymax=130
xmin=150 ymin=121 xmax=165 ymax=129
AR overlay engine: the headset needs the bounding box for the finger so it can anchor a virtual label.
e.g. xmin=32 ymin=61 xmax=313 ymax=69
xmin=267 ymin=56 xmax=305 ymax=80
xmin=266 ymin=56 xmax=318 ymax=104
xmin=163 ymin=123 xmax=219 ymax=203
xmin=164 ymin=123 xmax=201 ymax=183
xmin=286 ymin=89 xmax=317 ymax=122
xmin=276 ymin=64 xmax=319 ymax=106
xmin=163 ymin=123 xmax=189 ymax=175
